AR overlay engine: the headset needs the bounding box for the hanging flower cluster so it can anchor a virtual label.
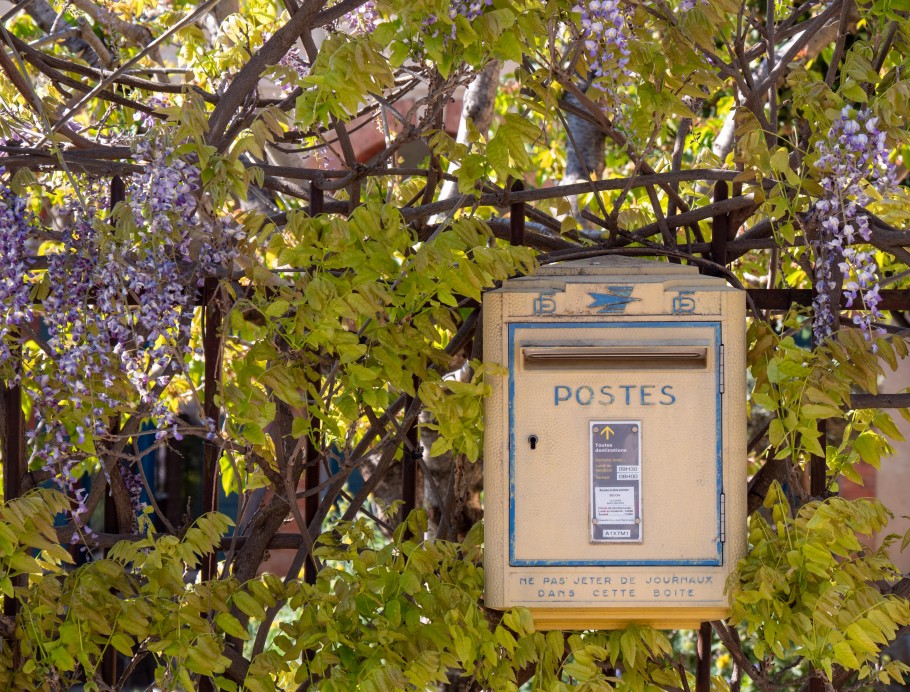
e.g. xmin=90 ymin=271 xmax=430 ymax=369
xmin=574 ymin=0 xmax=630 ymax=103
xmin=277 ymin=48 xmax=310 ymax=87
xmin=811 ymin=107 xmax=893 ymax=344
xmin=0 ymin=167 xmax=36 ymax=380
xmin=122 ymin=465 xmax=146 ymax=528
xmin=2 ymin=135 xmax=235 ymax=536
xmin=344 ymin=0 xmax=379 ymax=34
xmin=424 ymin=0 xmax=493 ymax=43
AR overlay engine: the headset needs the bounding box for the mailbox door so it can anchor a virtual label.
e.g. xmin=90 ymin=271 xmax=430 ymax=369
xmin=508 ymin=321 xmax=724 ymax=567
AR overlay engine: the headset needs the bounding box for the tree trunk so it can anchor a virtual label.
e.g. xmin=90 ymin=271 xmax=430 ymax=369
xmin=437 ymin=60 xmax=501 ymax=204
xmin=561 ymin=84 xmax=605 ymax=225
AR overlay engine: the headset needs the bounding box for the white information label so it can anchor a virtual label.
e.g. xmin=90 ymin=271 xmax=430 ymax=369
xmin=595 ymin=487 xmax=635 ymax=522
xmin=590 ymin=421 xmax=642 ymax=542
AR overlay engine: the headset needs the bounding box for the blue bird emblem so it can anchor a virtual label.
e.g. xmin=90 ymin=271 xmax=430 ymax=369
xmin=587 ymin=286 xmax=639 ymax=314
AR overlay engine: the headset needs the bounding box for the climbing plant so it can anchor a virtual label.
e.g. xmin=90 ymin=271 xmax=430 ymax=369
xmin=0 ymin=0 xmax=909 ymax=689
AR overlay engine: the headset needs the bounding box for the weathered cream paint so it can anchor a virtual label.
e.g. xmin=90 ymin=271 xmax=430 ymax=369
xmin=876 ymin=360 xmax=910 ymax=573
xmin=483 ymin=257 xmax=747 ymax=630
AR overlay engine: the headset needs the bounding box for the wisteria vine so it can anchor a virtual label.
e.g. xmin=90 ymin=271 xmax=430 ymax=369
xmin=424 ymin=0 xmax=493 ymax=43
xmin=0 ymin=134 xmax=235 ymax=537
xmin=575 ymin=0 xmax=630 ymax=113
xmin=344 ymin=0 xmax=379 ymax=34
xmin=811 ymin=107 xmax=893 ymax=345
xmin=0 ymin=166 xmax=35 ymax=381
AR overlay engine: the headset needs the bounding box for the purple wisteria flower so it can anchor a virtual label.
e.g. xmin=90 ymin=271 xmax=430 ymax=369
xmin=278 ymin=48 xmax=310 ymax=89
xmin=811 ymin=106 xmax=892 ymax=345
xmin=0 ymin=167 xmax=36 ymax=379
xmin=17 ymin=134 xmax=237 ymax=535
xmin=344 ymin=0 xmax=379 ymax=34
xmin=122 ymin=465 xmax=146 ymax=529
xmin=424 ymin=0 xmax=493 ymax=43
xmin=678 ymin=0 xmax=708 ymax=10
xmin=574 ymin=0 xmax=630 ymax=105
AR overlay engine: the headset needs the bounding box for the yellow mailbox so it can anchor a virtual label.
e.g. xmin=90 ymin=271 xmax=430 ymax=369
xmin=482 ymin=257 xmax=746 ymax=630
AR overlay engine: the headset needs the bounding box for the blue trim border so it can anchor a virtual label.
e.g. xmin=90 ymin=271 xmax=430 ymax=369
xmin=507 ymin=321 xmax=724 ymax=568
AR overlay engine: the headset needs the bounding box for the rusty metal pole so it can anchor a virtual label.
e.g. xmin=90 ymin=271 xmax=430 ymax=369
xmin=696 ymin=621 xmax=712 ymax=692
xmin=809 ymin=279 xmax=830 ymax=505
xmin=102 ymin=423 xmax=120 ymax=686
xmin=401 ymin=394 xmax=418 ymax=540
xmin=304 ymin=182 xmax=324 ymax=585
xmin=510 ymin=180 xmax=525 ymax=247
xmin=710 ymin=181 xmax=730 ymax=269
xmin=805 ymin=242 xmax=833 ymax=692
xmin=202 ymin=277 xmax=222 ymax=583
xmin=1 ymin=375 xmax=23 ymax=509
xmin=691 ymin=183 xmax=733 ymax=690
xmin=303 ymin=433 xmax=319 ymax=585
xmin=309 ymin=181 xmax=324 ymax=217
xmin=0 ymin=366 xmax=24 ymax=675
xmin=101 ymin=175 xmax=126 ymax=688
xmin=808 ymin=289 xmax=827 ymax=692
xmin=810 ymin=419 xmax=828 ymax=500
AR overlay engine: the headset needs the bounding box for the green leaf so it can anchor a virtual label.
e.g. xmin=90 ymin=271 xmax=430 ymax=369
xmin=232 ymin=590 xmax=267 ymax=620
xmin=216 ymin=612 xmax=250 ymax=640
xmin=846 ymin=623 xmax=879 ymax=653
xmin=563 ymin=658 xmax=597 ymax=681
xmin=429 ymin=435 xmax=451 ymax=457
xmin=486 ymin=136 xmax=510 ymax=180
xmin=110 ymin=633 xmax=134 ymax=656
xmin=620 ymin=630 xmax=637 ymax=668
xmin=873 ymin=413 xmax=904 ymax=441
xmin=769 ymin=418 xmax=786 ymax=446
xmin=264 ymin=299 xmax=290 ymax=317
xmin=853 ymin=432 xmax=882 ymax=466
xmin=801 ymin=404 xmax=842 ymax=419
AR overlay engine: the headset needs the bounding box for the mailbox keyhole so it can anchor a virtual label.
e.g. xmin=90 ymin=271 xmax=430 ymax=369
xmin=528 ymin=435 xmax=538 ymax=450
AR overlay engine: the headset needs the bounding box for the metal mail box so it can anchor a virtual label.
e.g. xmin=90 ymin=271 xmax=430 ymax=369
xmin=482 ymin=257 xmax=746 ymax=630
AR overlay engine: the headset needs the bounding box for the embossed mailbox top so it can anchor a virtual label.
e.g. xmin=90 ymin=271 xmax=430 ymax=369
xmin=482 ymin=257 xmax=746 ymax=630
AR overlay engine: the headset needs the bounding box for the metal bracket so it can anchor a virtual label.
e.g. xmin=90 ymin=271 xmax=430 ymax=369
xmin=719 ymin=492 xmax=726 ymax=544
xmin=718 ymin=343 xmax=725 ymax=394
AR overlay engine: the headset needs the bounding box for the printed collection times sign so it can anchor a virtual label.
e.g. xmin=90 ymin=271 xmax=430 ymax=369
xmin=590 ymin=421 xmax=642 ymax=543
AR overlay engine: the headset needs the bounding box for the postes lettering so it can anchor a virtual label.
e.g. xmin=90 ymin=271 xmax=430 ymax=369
xmin=554 ymin=384 xmax=676 ymax=406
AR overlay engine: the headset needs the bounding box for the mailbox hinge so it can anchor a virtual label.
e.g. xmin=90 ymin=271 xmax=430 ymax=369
xmin=718 ymin=343 xmax=725 ymax=394
xmin=719 ymin=492 xmax=726 ymax=544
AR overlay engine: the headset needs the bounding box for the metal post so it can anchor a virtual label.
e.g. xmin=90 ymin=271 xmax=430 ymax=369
xmin=303 ymin=429 xmax=319 ymax=586
xmin=202 ymin=277 xmax=221 ymax=583
xmin=1 ymin=351 xmax=24 ymax=670
xmin=102 ymin=428 xmax=119 ymax=686
xmin=810 ymin=419 xmax=827 ymax=500
xmin=401 ymin=395 xmax=418 ymax=540
xmin=103 ymin=179 xmax=125 ymax=684
xmin=809 ymin=282 xmax=830 ymax=504
xmin=199 ymin=232 xmax=223 ymax=692
xmin=304 ymin=181 xmax=324 ymax=585
xmin=696 ymin=621 xmax=712 ymax=692
xmin=807 ymin=279 xmax=829 ymax=692
xmin=309 ymin=181 xmax=324 ymax=216
xmin=510 ymin=180 xmax=525 ymax=247
xmin=711 ymin=181 xmax=730 ymax=268
xmin=1 ymin=380 xmax=23 ymax=508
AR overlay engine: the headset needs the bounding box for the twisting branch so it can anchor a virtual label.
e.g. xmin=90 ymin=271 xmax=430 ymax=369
xmin=69 ymin=0 xmax=156 ymax=53
xmin=44 ymin=0 xmax=229 ymax=139
xmin=0 ymin=35 xmax=96 ymax=148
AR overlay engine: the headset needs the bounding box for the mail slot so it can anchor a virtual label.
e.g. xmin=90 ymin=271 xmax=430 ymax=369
xmin=522 ymin=345 xmax=709 ymax=369
xmin=483 ymin=257 xmax=746 ymax=630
